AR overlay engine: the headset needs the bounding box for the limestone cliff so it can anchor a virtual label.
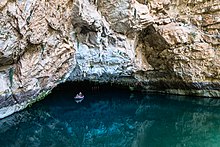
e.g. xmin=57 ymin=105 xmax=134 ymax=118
xmin=0 ymin=0 xmax=219 ymax=118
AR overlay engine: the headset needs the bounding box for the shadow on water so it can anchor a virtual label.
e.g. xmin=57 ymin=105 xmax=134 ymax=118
xmin=1 ymin=81 xmax=220 ymax=147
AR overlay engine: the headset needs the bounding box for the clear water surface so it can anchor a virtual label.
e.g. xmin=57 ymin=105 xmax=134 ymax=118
xmin=1 ymin=83 xmax=220 ymax=147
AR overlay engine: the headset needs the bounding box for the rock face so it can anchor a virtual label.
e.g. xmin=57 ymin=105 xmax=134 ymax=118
xmin=0 ymin=0 xmax=219 ymax=118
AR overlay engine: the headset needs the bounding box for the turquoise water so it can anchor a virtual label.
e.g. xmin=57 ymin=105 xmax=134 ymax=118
xmin=1 ymin=83 xmax=220 ymax=147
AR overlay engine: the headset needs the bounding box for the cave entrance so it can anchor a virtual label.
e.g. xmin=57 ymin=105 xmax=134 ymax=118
xmin=53 ymin=80 xmax=132 ymax=94
xmin=41 ymin=81 xmax=137 ymax=106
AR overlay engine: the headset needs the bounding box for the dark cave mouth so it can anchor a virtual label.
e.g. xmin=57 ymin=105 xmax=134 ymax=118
xmin=54 ymin=80 xmax=132 ymax=93
xmin=43 ymin=80 xmax=142 ymax=103
xmin=51 ymin=79 xmax=146 ymax=95
xmin=36 ymin=80 xmax=146 ymax=109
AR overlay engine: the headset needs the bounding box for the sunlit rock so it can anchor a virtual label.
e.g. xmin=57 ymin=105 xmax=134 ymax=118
xmin=0 ymin=0 xmax=220 ymax=118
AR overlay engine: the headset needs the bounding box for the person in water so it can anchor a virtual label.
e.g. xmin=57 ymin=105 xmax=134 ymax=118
xmin=75 ymin=92 xmax=84 ymax=103
xmin=75 ymin=92 xmax=84 ymax=98
xmin=78 ymin=92 xmax=83 ymax=97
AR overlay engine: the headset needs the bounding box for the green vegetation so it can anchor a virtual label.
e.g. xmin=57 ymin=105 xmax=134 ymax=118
xmin=28 ymin=90 xmax=51 ymax=108
xmin=56 ymin=75 xmax=66 ymax=84
xmin=57 ymin=5 xmax=60 ymax=10
xmin=144 ymin=0 xmax=148 ymax=5
xmin=190 ymin=32 xmax=197 ymax=38
xmin=129 ymin=86 xmax=134 ymax=91
xmin=75 ymin=32 xmax=80 ymax=50
xmin=134 ymin=8 xmax=137 ymax=19
xmin=26 ymin=16 xmax=31 ymax=25
xmin=36 ymin=90 xmax=51 ymax=102
xmin=90 ymin=62 xmax=94 ymax=69
xmin=8 ymin=67 xmax=14 ymax=88
xmin=41 ymin=44 xmax=45 ymax=59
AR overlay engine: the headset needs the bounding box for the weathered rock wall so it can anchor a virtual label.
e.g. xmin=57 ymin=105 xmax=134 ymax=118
xmin=135 ymin=0 xmax=220 ymax=96
xmin=0 ymin=0 xmax=219 ymax=118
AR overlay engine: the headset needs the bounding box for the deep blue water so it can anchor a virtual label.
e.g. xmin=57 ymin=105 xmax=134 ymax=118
xmin=1 ymin=83 xmax=220 ymax=147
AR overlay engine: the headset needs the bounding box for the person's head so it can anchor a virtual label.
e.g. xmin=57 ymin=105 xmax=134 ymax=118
xmin=79 ymin=92 xmax=82 ymax=94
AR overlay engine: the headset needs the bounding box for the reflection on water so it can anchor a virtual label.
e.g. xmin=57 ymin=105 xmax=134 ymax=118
xmin=133 ymin=95 xmax=220 ymax=147
xmin=1 ymin=88 xmax=220 ymax=147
